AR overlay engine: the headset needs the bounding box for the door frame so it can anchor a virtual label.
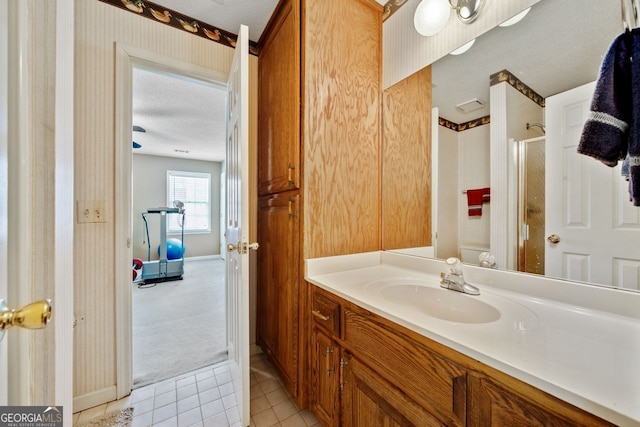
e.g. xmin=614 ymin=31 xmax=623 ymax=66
xmin=114 ymin=44 xmax=228 ymax=397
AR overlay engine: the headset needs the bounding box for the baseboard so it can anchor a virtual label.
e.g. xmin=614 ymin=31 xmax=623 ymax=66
xmin=250 ymin=343 xmax=263 ymax=357
xmin=73 ymin=386 xmax=117 ymax=413
xmin=184 ymin=254 xmax=222 ymax=261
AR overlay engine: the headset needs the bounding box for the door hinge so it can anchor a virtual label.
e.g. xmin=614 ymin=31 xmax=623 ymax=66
xmin=326 ymin=346 xmax=335 ymax=377
xmin=339 ymin=357 xmax=348 ymax=391
xmin=287 ymin=163 xmax=295 ymax=186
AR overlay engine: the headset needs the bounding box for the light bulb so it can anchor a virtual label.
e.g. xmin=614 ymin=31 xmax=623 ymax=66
xmin=414 ymin=0 xmax=451 ymax=37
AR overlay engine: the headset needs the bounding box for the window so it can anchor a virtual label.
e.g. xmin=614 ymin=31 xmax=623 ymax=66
xmin=167 ymin=170 xmax=211 ymax=233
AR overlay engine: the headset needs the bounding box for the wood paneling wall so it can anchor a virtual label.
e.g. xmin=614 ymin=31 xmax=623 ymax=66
xmin=303 ymin=0 xmax=382 ymax=259
xmin=382 ymin=67 xmax=432 ymax=250
xmin=382 ymin=0 xmax=541 ymax=89
xmin=74 ymin=0 xmax=257 ymax=405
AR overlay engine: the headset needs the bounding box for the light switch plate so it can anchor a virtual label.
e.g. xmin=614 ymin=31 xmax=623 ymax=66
xmin=77 ymin=200 xmax=107 ymax=223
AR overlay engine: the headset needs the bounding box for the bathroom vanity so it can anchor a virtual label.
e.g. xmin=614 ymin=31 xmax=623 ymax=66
xmin=305 ymin=251 xmax=640 ymax=426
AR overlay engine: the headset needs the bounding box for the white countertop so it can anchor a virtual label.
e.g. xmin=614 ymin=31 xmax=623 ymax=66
xmin=305 ymin=251 xmax=640 ymax=427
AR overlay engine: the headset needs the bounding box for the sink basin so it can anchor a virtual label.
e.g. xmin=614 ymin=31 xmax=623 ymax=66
xmin=365 ymin=279 xmax=501 ymax=324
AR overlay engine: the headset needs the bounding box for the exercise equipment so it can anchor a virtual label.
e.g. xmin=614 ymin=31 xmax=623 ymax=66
xmin=158 ymin=237 xmax=185 ymax=260
xmin=132 ymin=258 xmax=143 ymax=282
xmin=140 ymin=200 xmax=185 ymax=284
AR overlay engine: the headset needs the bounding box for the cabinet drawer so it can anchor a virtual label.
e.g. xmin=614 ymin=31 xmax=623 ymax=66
xmin=343 ymin=306 xmax=466 ymax=426
xmin=311 ymin=288 xmax=340 ymax=335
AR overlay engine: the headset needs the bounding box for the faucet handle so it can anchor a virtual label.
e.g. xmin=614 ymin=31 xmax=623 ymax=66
xmin=445 ymin=257 xmax=464 ymax=276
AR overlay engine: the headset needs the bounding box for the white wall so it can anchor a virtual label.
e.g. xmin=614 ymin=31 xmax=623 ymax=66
xmin=436 ymin=126 xmax=459 ymax=259
xmin=458 ymin=124 xmax=491 ymax=253
xmin=132 ymin=154 xmax=222 ymax=260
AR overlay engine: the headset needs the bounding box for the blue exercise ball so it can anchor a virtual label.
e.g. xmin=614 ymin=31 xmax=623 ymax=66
xmin=158 ymin=238 xmax=185 ymax=260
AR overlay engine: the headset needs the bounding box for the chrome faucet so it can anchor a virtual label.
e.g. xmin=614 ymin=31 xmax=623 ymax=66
xmin=440 ymin=257 xmax=480 ymax=296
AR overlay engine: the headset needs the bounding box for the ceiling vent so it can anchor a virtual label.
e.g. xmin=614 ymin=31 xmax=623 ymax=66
xmin=455 ymin=98 xmax=484 ymax=113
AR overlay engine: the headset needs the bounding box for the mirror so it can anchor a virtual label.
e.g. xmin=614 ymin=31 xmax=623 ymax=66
xmin=385 ymin=0 xmax=640 ymax=291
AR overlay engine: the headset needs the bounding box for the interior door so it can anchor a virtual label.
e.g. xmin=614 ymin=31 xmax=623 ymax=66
xmin=546 ymin=82 xmax=640 ymax=289
xmin=0 ymin=0 xmax=8 ymax=406
xmin=225 ymin=24 xmax=251 ymax=426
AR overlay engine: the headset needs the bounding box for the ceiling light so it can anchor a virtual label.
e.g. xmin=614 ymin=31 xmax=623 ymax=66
xmin=450 ymin=38 xmax=476 ymax=55
xmin=414 ymin=0 xmax=485 ymax=37
xmin=414 ymin=0 xmax=451 ymax=36
xmin=499 ymin=7 xmax=531 ymax=27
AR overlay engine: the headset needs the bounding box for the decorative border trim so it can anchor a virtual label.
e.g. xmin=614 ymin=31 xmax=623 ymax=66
xmin=439 ymin=115 xmax=491 ymax=132
xmin=490 ymin=69 xmax=545 ymax=107
xmin=99 ymin=0 xmax=259 ymax=56
xmin=382 ymin=0 xmax=409 ymax=22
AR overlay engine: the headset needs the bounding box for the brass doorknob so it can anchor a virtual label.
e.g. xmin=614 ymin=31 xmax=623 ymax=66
xmin=227 ymin=242 xmax=240 ymax=253
xmin=0 ymin=299 xmax=52 ymax=335
xmin=547 ymin=234 xmax=561 ymax=244
xmin=245 ymin=242 xmax=259 ymax=251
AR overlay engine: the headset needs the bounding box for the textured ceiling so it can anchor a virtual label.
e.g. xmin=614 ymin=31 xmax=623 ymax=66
xmin=432 ymin=0 xmax=621 ymax=124
xmin=132 ymin=0 xmax=387 ymax=162
xmin=132 ymin=67 xmax=227 ymax=162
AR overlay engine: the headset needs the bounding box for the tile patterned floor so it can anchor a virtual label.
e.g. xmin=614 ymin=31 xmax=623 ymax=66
xmin=73 ymin=353 xmax=321 ymax=427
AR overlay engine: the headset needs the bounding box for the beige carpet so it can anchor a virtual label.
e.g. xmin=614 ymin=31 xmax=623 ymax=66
xmin=75 ymin=408 xmax=134 ymax=427
xmin=132 ymin=258 xmax=227 ymax=388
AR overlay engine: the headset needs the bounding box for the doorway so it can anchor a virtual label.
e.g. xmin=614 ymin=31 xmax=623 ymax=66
xmin=130 ymin=65 xmax=228 ymax=388
xmin=114 ymin=44 xmax=231 ymax=398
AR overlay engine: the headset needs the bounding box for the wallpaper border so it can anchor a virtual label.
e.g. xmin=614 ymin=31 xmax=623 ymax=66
xmin=100 ymin=0 xmax=260 ymax=56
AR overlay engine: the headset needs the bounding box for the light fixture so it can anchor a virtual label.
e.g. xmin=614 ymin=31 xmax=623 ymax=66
xmin=449 ymin=38 xmax=476 ymax=55
xmin=414 ymin=0 xmax=451 ymax=36
xmin=414 ymin=0 xmax=485 ymax=37
xmin=498 ymin=7 xmax=530 ymax=27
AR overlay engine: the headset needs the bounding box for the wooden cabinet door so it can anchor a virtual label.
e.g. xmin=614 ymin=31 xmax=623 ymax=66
xmin=341 ymin=353 xmax=446 ymax=427
xmin=468 ymin=375 xmax=614 ymax=427
xmin=257 ymin=192 xmax=300 ymax=393
xmin=311 ymin=328 xmax=340 ymax=427
xmin=257 ymin=0 xmax=300 ymax=195
xmin=343 ymin=306 xmax=467 ymax=425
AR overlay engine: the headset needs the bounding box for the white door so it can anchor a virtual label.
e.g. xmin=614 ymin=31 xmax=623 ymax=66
xmin=225 ymin=25 xmax=252 ymax=426
xmin=546 ymin=82 xmax=640 ymax=289
xmin=220 ymin=166 xmax=226 ymax=259
xmin=431 ymin=108 xmax=439 ymax=256
xmin=1 ymin=1 xmax=73 ymax=418
xmin=0 ymin=0 xmax=8 ymax=405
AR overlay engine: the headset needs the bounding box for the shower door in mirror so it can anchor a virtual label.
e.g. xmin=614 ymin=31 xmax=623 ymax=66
xmin=517 ymin=137 xmax=545 ymax=275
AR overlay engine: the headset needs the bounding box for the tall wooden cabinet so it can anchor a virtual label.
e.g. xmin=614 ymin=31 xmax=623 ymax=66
xmin=257 ymin=0 xmax=382 ymax=405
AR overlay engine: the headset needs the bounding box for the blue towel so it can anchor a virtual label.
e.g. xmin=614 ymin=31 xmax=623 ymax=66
xmin=577 ymin=29 xmax=640 ymax=205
